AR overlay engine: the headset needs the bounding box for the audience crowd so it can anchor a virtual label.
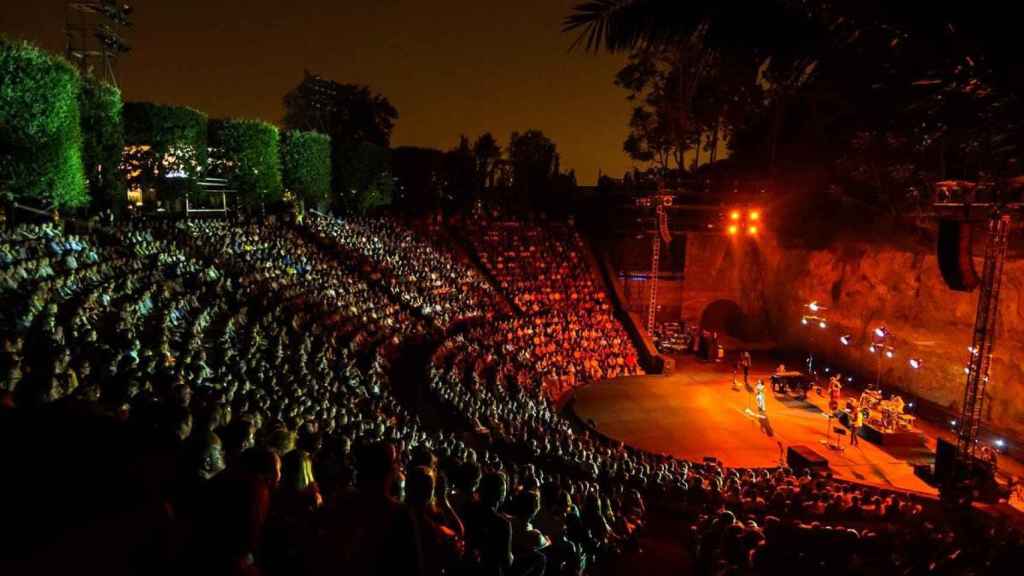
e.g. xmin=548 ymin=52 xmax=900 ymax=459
xmin=1 ymin=215 xmax=1021 ymax=576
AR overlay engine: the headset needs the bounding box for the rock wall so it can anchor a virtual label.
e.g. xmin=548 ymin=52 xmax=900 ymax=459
xmin=683 ymin=233 xmax=1024 ymax=438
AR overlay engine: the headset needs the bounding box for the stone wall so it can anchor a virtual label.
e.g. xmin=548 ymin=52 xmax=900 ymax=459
xmin=681 ymin=233 xmax=1024 ymax=438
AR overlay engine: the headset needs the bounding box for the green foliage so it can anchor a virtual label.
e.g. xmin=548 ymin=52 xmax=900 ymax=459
xmin=333 ymin=140 xmax=392 ymax=214
xmin=78 ymin=77 xmax=125 ymax=211
xmin=209 ymin=119 xmax=283 ymax=207
xmin=123 ymin=101 xmax=208 ymax=200
xmin=283 ymin=71 xmax=398 ymax=147
xmin=280 ymin=129 xmax=331 ymax=208
xmin=0 ymin=38 xmax=88 ymax=208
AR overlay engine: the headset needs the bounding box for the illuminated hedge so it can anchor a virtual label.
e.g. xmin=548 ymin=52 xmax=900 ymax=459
xmin=123 ymin=101 xmax=208 ymax=197
xmin=280 ymin=129 xmax=331 ymax=208
xmin=209 ymin=118 xmax=283 ymax=206
xmin=0 ymin=38 xmax=88 ymax=208
xmin=78 ymin=77 xmax=125 ymax=210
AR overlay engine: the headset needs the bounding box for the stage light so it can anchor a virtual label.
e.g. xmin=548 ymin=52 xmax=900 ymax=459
xmin=907 ymin=401 xmax=915 ymax=409
xmin=839 ymin=334 xmax=852 ymax=346
xmin=868 ymin=344 xmax=877 ymax=353
xmin=748 ymin=225 xmax=759 ymax=235
xmin=824 ymin=367 xmax=830 ymax=373
xmin=749 ymin=210 xmax=760 ymax=221
xmin=968 ymin=346 xmax=978 ymax=355
xmin=818 ymin=320 xmax=827 ymax=329
xmin=950 ymin=419 xmax=958 ymax=427
xmin=846 ymin=376 xmax=853 ymax=382
xmin=801 ymin=316 xmax=809 ymax=326
xmin=874 ymin=326 xmax=889 ymax=338
xmin=727 ymin=224 xmax=739 ymax=236
xmin=808 ymin=301 xmax=820 ymax=312
xmin=884 ymin=349 xmax=894 ymax=359
xmin=909 ymin=358 xmax=923 ymax=369
xmin=964 ymin=366 xmax=971 ymax=374
xmin=730 ymin=210 xmax=741 ymax=221
xmin=994 ymin=438 xmax=1006 ymax=448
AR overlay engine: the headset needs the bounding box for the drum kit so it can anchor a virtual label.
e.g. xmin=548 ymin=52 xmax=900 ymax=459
xmin=860 ymin=390 xmax=915 ymax=432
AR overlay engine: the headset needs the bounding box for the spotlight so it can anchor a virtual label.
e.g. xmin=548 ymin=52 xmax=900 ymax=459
xmin=808 ymin=301 xmax=821 ymax=312
xmin=968 ymin=346 xmax=978 ymax=355
xmin=884 ymin=349 xmax=894 ymax=359
xmin=907 ymin=401 xmax=915 ymax=409
xmin=801 ymin=316 xmax=809 ymax=326
xmin=909 ymin=358 xmax=923 ymax=369
xmin=749 ymin=210 xmax=760 ymax=221
xmin=727 ymin=224 xmax=739 ymax=236
xmin=730 ymin=210 xmax=741 ymax=221
xmin=868 ymin=344 xmax=877 ymax=353
xmin=824 ymin=367 xmax=830 ymax=373
xmin=874 ymin=326 xmax=889 ymax=338
xmin=964 ymin=366 xmax=971 ymax=374
xmin=994 ymin=438 xmax=1006 ymax=449
xmin=748 ymin=226 xmax=759 ymax=235
xmin=950 ymin=419 xmax=958 ymax=427
xmin=846 ymin=376 xmax=853 ymax=382
xmin=839 ymin=334 xmax=852 ymax=346
xmin=817 ymin=320 xmax=826 ymax=329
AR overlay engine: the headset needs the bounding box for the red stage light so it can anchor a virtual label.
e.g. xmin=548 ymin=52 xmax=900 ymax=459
xmin=727 ymin=224 xmax=739 ymax=235
xmin=729 ymin=210 xmax=741 ymax=221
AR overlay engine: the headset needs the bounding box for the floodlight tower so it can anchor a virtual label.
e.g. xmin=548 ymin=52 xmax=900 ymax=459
xmin=635 ymin=184 xmax=674 ymax=334
xmin=65 ymin=1 xmax=133 ymax=87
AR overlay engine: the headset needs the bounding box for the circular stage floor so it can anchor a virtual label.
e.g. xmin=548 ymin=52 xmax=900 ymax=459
xmin=571 ymin=361 xmax=938 ymax=495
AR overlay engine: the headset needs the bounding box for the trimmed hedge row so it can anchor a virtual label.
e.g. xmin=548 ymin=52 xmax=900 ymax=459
xmin=2 ymin=39 xmax=334 ymax=212
xmin=0 ymin=38 xmax=88 ymax=208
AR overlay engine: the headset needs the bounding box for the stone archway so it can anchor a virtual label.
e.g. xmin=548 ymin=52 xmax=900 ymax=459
xmin=699 ymin=299 xmax=745 ymax=338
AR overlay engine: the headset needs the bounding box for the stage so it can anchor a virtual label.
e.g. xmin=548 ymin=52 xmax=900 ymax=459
xmin=571 ymin=360 xmax=940 ymax=496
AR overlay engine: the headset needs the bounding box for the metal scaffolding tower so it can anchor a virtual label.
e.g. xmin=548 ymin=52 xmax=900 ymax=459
xmin=958 ymin=211 xmax=1010 ymax=459
xmin=65 ymin=1 xmax=133 ymax=87
xmin=636 ymin=191 xmax=673 ymax=334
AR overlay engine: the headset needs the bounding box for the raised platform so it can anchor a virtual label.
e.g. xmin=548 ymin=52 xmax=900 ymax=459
xmin=571 ymin=361 xmax=940 ymax=496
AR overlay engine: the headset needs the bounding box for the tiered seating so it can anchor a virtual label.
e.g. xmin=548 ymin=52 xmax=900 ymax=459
xmin=2 ymin=218 xmax=1019 ymax=576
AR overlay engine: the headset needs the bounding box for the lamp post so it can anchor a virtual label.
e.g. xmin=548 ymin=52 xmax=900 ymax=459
xmin=801 ymin=312 xmax=828 ymax=376
xmin=868 ymin=325 xmax=894 ymax=390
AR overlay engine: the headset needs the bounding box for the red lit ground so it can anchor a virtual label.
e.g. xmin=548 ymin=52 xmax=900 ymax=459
xmin=572 ymin=358 xmax=1023 ymax=500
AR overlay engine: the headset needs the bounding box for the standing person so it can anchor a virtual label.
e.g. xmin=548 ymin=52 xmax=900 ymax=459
xmin=740 ymin=350 xmax=752 ymax=386
xmin=850 ymin=402 xmax=863 ymax=446
xmin=755 ymin=380 xmax=767 ymax=416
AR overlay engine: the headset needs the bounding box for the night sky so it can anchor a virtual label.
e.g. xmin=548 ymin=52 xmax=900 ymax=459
xmin=2 ymin=0 xmax=632 ymax=184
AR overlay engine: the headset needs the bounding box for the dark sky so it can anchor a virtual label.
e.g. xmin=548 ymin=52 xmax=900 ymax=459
xmin=2 ymin=1 xmax=633 ymax=184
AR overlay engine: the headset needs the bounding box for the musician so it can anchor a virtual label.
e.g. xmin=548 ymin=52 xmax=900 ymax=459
xmin=828 ymin=375 xmax=843 ymax=412
xmin=890 ymin=394 xmax=905 ymax=415
xmin=755 ymin=379 xmax=767 ymax=415
xmin=850 ymin=401 xmax=862 ymax=446
xmin=740 ymin=350 xmax=752 ymax=385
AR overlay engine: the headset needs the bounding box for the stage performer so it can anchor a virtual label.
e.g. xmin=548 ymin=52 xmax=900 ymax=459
xmin=850 ymin=402 xmax=862 ymax=446
xmin=828 ymin=375 xmax=843 ymax=412
xmin=755 ymin=380 xmax=767 ymax=415
xmin=740 ymin=350 xmax=752 ymax=385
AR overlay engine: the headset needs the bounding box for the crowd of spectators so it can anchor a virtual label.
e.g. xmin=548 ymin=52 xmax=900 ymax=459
xmin=1 ymin=215 xmax=1021 ymax=576
xmin=462 ymin=219 xmax=642 ymax=397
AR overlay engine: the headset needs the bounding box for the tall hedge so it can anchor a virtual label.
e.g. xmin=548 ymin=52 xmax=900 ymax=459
xmin=281 ymin=129 xmax=331 ymax=208
xmin=209 ymin=119 xmax=283 ymax=206
xmin=78 ymin=77 xmax=125 ymax=211
xmin=123 ymin=101 xmax=208 ymax=199
xmin=0 ymin=38 xmax=88 ymax=208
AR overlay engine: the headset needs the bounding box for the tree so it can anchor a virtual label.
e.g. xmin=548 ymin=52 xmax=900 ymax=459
xmin=0 ymin=38 xmax=88 ymax=208
xmin=392 ymin=145 xmax=446 ymax=214
xmin=472 ymin=132 xmax=502 ymax=190
xmin=78 ymin=77 xmax=125 ymax=211
xmin=208 ymin=119 xmax=283 ymax=208
xmin=123 ymin=101 xmax=207 ymax=206
xmin=333 ymin=140 xmax=393 ymax=214
xmin=509 ymin=130 xmax=563 ymax=211
xmin=283 ymin=71 xmax=398 ymax=147
xmin=280 ymin=129 xmax=331 ymax=210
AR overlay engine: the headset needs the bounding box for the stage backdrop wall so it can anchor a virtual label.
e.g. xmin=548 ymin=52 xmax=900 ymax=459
xmin=679 ymin=233 xmax=1024 ymax=441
